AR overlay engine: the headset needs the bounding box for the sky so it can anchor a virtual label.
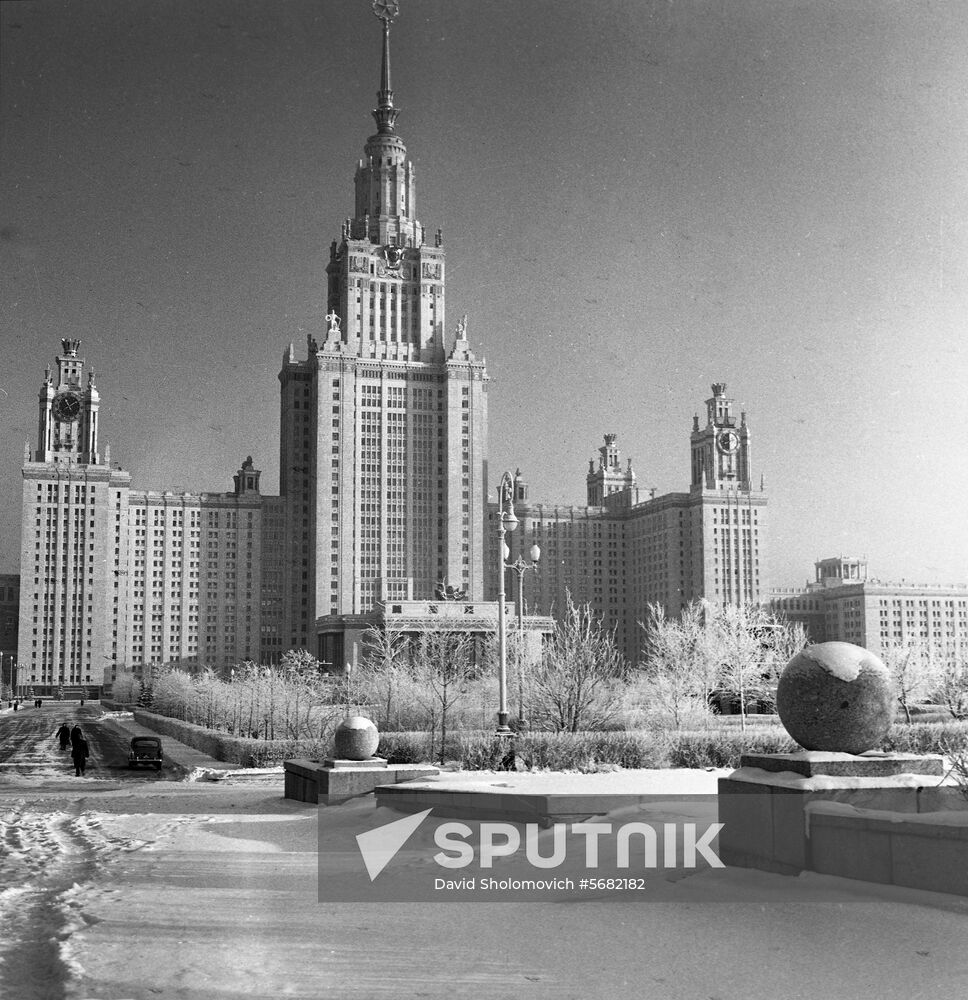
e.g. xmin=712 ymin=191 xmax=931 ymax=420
xmin=1 ymin=0 xmax=967 ymax=590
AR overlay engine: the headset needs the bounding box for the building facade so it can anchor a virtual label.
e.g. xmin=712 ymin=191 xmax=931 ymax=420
xmin=488 ymin=384 xmax=768 ymax=664
xmin=767 ymin=556 xmax=968 ymax=657
xmin=309 ymin=12 xmax=489 ymax=669
xmin=16 ymin=339 xmax=284 ymax=694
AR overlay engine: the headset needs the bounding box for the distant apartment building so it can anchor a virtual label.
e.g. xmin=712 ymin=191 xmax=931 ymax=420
xmin=767 ymin=556 xmax=968 ymax=656
xmin=0 ymin=574 xmax=18 ymax=655
xmin=121 ymin=469 xmax=269 ymax=673
xmin=1 ymin=574 xmax=19 ymax=693
xmin=488 ymin=384 xmax=769 ymax=664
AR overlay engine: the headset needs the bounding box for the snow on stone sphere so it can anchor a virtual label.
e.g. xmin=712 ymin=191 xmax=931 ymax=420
xmin=776 ymin=642 xmax=895 ymax=754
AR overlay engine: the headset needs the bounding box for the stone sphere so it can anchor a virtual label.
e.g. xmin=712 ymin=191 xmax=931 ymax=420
xmin=333 ymin=716 xmax=379 ymax=761
xmin=776 ymin=642 xmax=894 ymax=754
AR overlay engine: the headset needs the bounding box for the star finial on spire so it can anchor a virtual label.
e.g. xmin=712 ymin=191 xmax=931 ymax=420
xmin=371 ymin=1 xmax=401 ymax=134
xmin=372 ymin=0 xmax=400 ymax=25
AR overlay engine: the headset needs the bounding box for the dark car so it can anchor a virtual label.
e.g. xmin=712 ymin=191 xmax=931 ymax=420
xmin=128 ymin=736 xmax=163 ymax=771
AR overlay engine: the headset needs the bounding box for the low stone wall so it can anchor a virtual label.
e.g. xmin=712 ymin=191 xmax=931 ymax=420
xmin=807 ymin=802 xmax=968 ymax=897
xmin=719 ymin=752 xmax=968 ymax=897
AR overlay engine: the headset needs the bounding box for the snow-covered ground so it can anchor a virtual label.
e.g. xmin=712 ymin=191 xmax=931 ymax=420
xmin=391 ymin=766 xmax=728 ymax=795
xmin=1 ymin=765 xmax=967 ymax=999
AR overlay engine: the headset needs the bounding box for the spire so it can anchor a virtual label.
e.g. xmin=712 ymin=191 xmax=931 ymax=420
xmin=371 ymin=1 xmax=401 ymax=135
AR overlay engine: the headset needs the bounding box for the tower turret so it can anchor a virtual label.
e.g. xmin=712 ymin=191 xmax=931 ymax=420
xmin=35 ymin=339 xmax=102 ymax=465
xmin=587 ymin=434 xmax=638 ymax=507
xmin=690 ymin=383 xmax=751 ymax=491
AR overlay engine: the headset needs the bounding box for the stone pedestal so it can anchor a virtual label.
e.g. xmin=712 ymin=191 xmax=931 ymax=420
xmin=283 ymin=757 xmax=439 ymax=805
xmin=718 ymin=752 xmax=947 ymax=875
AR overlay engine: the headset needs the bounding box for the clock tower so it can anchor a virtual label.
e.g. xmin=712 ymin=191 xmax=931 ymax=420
xmin=687 ymin=382 xmax=765 ymax=607
xmin=20 ymin=340 xmax=130 ymax=696
xmin=35 ymin=338 xmax=101 ymax=465
xmin=690 ymin=383 xmax=752 ymax=491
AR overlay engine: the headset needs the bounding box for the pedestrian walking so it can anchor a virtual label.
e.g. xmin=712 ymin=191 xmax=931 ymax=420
xmin=71 ymin=728 xmax=90 ymax=777
xmin=57 ymin=722 xmax=71 ymax=751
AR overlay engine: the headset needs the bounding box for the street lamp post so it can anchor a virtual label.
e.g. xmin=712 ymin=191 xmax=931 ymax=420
xmin=507 ymin=543 xmax=541 ymax=727
xmin=495 ymin=471 xmax=518 ymax=735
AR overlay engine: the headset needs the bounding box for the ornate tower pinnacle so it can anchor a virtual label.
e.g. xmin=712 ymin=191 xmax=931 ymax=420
xmin=691 ymin=383 xmax=752 ymax=491
xmin=372 ymin=0 xmax=401 ymax=135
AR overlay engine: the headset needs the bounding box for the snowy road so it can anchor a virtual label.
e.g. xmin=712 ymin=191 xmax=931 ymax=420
xmin=1 ymin=780 xmax=966 ymax=1000
xmin=1 ymin=712 xmax=966 ymax=999
xmin=0 ymin=703 xmax=183 ymax=784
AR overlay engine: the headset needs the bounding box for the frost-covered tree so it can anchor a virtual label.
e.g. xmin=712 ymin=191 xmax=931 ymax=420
xmin=883 ymin=644 xmax=940 ymax=724
xmin=640 ymin=602 xmax=719 ymax=729
xmin=641 ymin=600 xmax=807 ymax=731
xmin=938 ymin=644 xmax=968 ymax=721
xmin=711 ymin=603 xmax=807 ymax=730
xmin=531 ymin=596 xmax=627 ymax=733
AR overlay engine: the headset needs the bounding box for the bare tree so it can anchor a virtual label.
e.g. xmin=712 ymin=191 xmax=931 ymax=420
xmin=883 ymin=644 xmax=939 ymax=724
xmin=409 ymin=629 xmax=475 ymax=763
xmin=531 ymin=596 xmax=627 ymax=733
xmin=942 ymin=739 xmax=968 ymax=802
xmin=939 ymin=643 xmax=968 ymax=721
xmin=358 ymin=625 xmax=407 ymax=730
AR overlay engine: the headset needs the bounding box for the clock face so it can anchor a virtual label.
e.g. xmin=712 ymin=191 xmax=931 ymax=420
xmin=53 ymin=392 xmax=81 ymax=423
xmin=718 ymin=430 xmax=739 ymax=454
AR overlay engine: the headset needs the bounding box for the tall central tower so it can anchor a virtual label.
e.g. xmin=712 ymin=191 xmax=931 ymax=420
xmin=279 ymin=3 xmax=489 ymax=662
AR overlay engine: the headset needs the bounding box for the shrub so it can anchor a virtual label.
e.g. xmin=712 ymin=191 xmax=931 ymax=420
xmin=376 ymin=730 xmax=476 ymax=764
xmin=378 ymin=731 xmax=435 ymax=764
xmin=241 ymin=737 xmax=333 ymax=768
xmin=459 ymin=734 xmax=516 ymax=770
xmin=376 ymin=729 xmax=667 ymax=771
xmin=533 ymin=731 xmax=665 ymax=770
xmin=881 ymin=721 xmax=968 ymax=755
xmin=667 ymin=729 xmax=797 ymax=769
